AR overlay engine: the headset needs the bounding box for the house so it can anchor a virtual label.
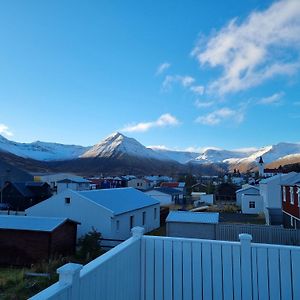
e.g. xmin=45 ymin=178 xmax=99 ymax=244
xmin=144 ymin=187 xmax=184 ymax=206
xmin=26 ymin=188 xmax=160 ymax=240
xmin=1 ymin=181 xmax=52 ymax=211
xmin=259 ymin=172 xmax=300 ymax=225
xmin=127 ymin=178 xmax=152 ymax=191
xmin=160 ymin=182 xmax=185 ymax=192
xmin=144 ymin=175 xmax=173 ymax=186
xmin=56 ymin=178 xmax=91 ymax=194
xmin=166 ymin=211 xmax=219 ymax=239
xmin=281 ymin=176 xmax=300 ymax=229
xmin=241 ymin=194 xmax=264 ymax=214
xmin=192 ymin=193 xmax=214 ymax=206
xmin=236 ymin=185 xmax=260 ymax=206
xmin=34 ymin=173 xmax=87 ymax=189
xmin=215 ymin=182 xmax=238 ymax=202
xmin=0 ymin=215 xmax=78 ymax=265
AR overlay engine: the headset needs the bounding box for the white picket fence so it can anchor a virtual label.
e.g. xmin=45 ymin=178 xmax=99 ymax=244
xmin=30 ymin=227 xmax=300 ymax=300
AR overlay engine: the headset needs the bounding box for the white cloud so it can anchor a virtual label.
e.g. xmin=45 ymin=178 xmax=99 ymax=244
xmin=194 ymin=99 xmax=214 ymax=108
xmin=192 ymin=0 xmax=300 ymax=95
xmin=147 ymin=145 xmax=171 ymax=151
xmin=121 ymin=113 xmax=180 ymax=133
xmin=195 ymin=107 xmax=244 ymax=126
xmin=258 ymin=92 xmax=284 ymax=105
xmin=0 ymin=124 xmax=13 ymax=137
xmin=162 ymin=75 xmax=195 ymax=90
xmin=190 ymin=85 xmax=205 ymax=95
xmin=156 ymin=62 xmax=171 ymax=75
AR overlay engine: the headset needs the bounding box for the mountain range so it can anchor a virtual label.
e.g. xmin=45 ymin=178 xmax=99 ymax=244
xmin=0 ymin=132 xmax=300 ymax=176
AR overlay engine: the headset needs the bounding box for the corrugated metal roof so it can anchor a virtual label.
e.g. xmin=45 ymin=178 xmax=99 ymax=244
xmin=166 ymin=211 xmax=219 ymax=224
xmin=78 ymin=188 xmax=160 ymax=215
xmin=0 ymin=215 xmax=75 ymax=232
xmin=153 ymin=187 xmax=184 ymax=195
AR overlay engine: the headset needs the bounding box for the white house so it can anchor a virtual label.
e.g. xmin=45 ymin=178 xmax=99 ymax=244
xmin=26 ymin=188 xmax=160 ymax=240
xmin=56 ymin=178 xmax=91 ymax=194
xmin=236 ymin=185 xmax=260 ymax=206
xmin=34 ymin=173 xmax=88 ymax=189
xmin=144 ymin=187 xmax=184 ymax=206
xmin=241 ymin=194 xmax=264 ymax=214
xmin=259 ymin=172 xmax=299 ymax=225
xmin=127 ymin=178 xmax=152 ymax=191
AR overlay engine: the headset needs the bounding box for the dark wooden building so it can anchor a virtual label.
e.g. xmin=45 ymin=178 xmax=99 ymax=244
xmin=215 ymin=183 xmax=238 ymax=202
xmin=0 ymin=215 xmax=78 ymax=266
xmin=1 ymin=181 xmax=52 ymax=211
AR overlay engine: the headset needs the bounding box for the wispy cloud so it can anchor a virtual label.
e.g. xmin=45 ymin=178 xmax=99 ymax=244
xmin=162 ymin=75 xmax=195 ymax=90
xmin=258 ymin=92 xmax=284 ymax=105
xmin=293 ymin=101 xmax=300 ymax=106
xmin=121 ymin=113 xmax=180 ymax=133
xmin=195 ymin=107 xmax=244 ymax=126
xmin=190 ymin=85 xmax=205 ymax=95
xmin=194 ymin=99 xmax=214 ymax=108
xmin=192 ymin=0 xmax=300 ymax=95
xmin=156 ymin=62 xmax=171 ymax=75
xmin=0 ymin=124 xmax=13 ymax=137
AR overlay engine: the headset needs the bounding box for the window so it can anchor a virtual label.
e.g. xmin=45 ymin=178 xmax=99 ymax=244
xmin=283 ymin=187 xmax=286 ymax=202
xmin=130 ymin=215 xmax=134 ymax=229
xmin=290 ymin=187 xmax=294 ymax=205
xmin=291 ymin=216 xmax=294 ymax=227
xmin=137 ymin=183 xmax=140 ymax=187
xmin=142 ymin=212 xmax=146 ymax=225
xmin=154 ymin=208 xmax=157 ymax=219
xmin=298 ymin=187 xmax=300 ymax=207
xmin=116 ymin=220 xmax=120 ymax=231
xmin=249 ymin=201 xmax=255 ymax=209
xmin=65 ymin=197 xmax=71 ymax=204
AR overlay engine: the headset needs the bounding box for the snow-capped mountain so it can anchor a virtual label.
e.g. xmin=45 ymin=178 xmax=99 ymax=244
xmin=0 ymin=135 xmax=90 ymax=161
xmin=192 ymin=149 xmax=256 ymax=164
xmin=81 ymin=132 xmax=171 ymax=161
xmin=1 ymin=133 xmax=300 ymax=172
xmin=229 ymin=143 xmax=300 ymax=166
xmin=149 ymin=147 xmax=199 ymax=164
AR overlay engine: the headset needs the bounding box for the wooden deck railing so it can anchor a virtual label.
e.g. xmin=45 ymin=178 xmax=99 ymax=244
xmin=30 ymin=227 xmax=300 ymax=300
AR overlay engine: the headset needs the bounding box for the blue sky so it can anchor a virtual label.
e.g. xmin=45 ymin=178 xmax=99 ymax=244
xmin=0 ymin=0 xmax=299 ymax=151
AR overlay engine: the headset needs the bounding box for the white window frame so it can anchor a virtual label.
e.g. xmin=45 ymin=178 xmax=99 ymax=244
xmin=283 ymin=186 xmax=286 ymax=202
xmin=298 ymin=187 xmax=300 ymax=208
xmin=249 ymin=201 xmax=255 ymax=209
xmin=290 ymin=187 xmax=294 ymax=205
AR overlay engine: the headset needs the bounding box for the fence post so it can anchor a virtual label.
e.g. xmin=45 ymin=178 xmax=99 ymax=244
xmin=57 ymin=263 xmax=83 ymax=300
xmin=239 ymin=233 xmax=252 ymax=300
xmin=131 ymin=226 xmax=145 ymax=238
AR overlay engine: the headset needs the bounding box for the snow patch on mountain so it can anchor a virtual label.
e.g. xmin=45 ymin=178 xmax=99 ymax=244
xmin=0 ymin=135 xmax=90 ymax=161
xmin=81 ymin=132 xmax=171 ymax=161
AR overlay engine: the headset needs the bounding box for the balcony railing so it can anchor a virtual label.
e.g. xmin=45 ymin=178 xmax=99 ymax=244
xmin=30 ymin=227 xmax=300 ymax=300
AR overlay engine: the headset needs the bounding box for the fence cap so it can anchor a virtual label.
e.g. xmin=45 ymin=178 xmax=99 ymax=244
xmin=239 ymin=233 xmax=252 ymax=241
xmin=131 ymin=226 xmax=145 ymax=237
xmin=57 ymin=263 xmax=83 ymax=275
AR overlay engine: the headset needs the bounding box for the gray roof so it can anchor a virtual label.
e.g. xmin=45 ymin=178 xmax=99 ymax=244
xmin=166 ymin=211 xmax=219 ymax=224
xmin=0 ymin=215 xmax=77 ymax=232
xmin=57 ymin=178 xmax=90 ymax=184
xmin=280 ymin=173 xmax=300 ymax=186
xmin=236 ymin=185 xmax=259 ymax=194
xmin=78 ymin=187 xmax=160 ymax=215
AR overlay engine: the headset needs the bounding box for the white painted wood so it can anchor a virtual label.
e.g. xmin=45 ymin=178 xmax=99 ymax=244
xmin=202 ymin=242 xmax=212 ymax=300
xmin=279 ymin=248 xmax=292 ymax=300
xmin=232 ymin=244 xmax=242 ymax=300
xmin=291 ymin=249 xmax=300 ymax=300
xmin=212 ymin=243 xmax=222 ymax=300
xmin=192 ymin=242 xmax=202 ymax=300
xmin=251 ymin=248 xmax=258 ymax=300
xmin=145 ymin=238 xmax=155 ymax=300
xmin=154 ymin=239 xmax=163 ymax=300
xmin=173 ymin=240 xmax=183 ymax=300
xmin=268 ymin=248 xmax=281 ymax=300
xmin=163 ymin=239 xmax=173 ymax=300
xmin=257 ymin=247 xmax=269 ymax=300
xmin=222 ymin=244 xmax=233 ymax=300
xmin=182 ymin=242 xmax=192 ymax=300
